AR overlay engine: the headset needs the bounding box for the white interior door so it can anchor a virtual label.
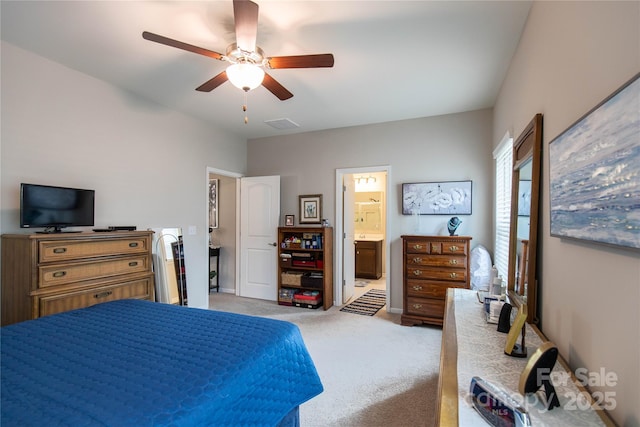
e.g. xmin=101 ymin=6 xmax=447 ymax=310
xmin=239 ymin=176 xmax=280 ymax=300
xmin=342 ymin=175 xmax=356 ymax=303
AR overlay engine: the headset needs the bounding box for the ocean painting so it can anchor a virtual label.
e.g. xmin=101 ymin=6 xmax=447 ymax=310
xmin=402 ymin=181 xmax=472 ymax=215
xmin=549 ymin=74 xmax=639 ymax=249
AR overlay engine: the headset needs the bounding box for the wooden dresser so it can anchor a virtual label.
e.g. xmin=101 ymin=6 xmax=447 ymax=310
xmin=401 ymin=235 xmax=471 ymax=326
xmin=1 ymin=231 xmax=155 ymax=326
xmin=436 ymin=289 xmax=615 ymax=426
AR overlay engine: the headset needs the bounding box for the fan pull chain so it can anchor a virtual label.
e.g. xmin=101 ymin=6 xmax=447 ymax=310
xmin=242 ymin=91 xmax=249 ymax=124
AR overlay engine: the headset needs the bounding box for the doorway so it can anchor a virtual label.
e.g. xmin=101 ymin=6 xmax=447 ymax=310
xmin=206 ymin=167 xmax=241 ymax=303
xmin=334 ymin=166 xmax=390 ymax=309
xmin=206 ymin=169 xmax=281 ymax=306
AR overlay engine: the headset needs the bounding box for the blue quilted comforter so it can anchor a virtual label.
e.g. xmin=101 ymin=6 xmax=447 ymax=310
xmin=1 ymin=299 xmax=323 ymax=426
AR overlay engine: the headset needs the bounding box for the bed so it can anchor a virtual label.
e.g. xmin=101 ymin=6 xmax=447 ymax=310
xmin=1 ymin=299 xmax=323 ymax=426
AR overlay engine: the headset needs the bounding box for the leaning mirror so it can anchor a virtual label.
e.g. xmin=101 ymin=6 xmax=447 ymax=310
xmin=507 ymin=114 xmax=542 ymax=324
xmin=151 ymin=228 xmax=188 ymax=306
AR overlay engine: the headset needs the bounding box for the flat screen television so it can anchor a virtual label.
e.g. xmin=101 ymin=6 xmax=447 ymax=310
xmin=20 ymin=183 xmax=95 ymax=233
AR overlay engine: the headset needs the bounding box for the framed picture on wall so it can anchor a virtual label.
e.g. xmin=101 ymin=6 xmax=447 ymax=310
xmin=518 ymin=180 xmax=531 ymax=216
xmin=402 ymin=180 xmax=472 ymax=215
xmin=209 ymin=178 xmax=218 ymax=229
xmin=549 ymin=72 xmax=639 ymax=249
xmin=299 ymin=194 xmax=322 ymax=224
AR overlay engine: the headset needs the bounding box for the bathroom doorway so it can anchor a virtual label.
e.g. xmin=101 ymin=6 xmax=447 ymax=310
xmin=334 ymin=166 xmax=390 ymax=308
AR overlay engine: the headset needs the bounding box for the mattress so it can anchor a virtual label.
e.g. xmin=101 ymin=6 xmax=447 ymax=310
xmin=1 ymin=299 xmax=323 ymax=426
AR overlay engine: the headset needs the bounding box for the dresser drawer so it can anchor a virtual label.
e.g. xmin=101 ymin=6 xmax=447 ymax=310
xmin=406 ymin=254 xmax=467 ymax=268
xmin=39 ymin=237 xmax=150 ymax=263
xmin=406 ymin=296 xmax=444 ymax=319
xmin=405 ymin=240 xmax=432 ymax=254
xmin=39 ymin=255 xmax=150 ymax=288
xmin=35 ymin=274 xmax=154 ymax=318
xmin=405 ymin=239 xmax=468 ymax=256
xmin=406 ymin=266 xmax=467 ymax=282
xmin=406 ymin=279 xmax=466 ymax=299
xmin=428 ymin=241 xmax=468 ymax=255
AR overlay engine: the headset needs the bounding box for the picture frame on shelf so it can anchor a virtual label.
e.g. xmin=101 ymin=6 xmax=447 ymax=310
xmin=402 ymin=180 xmax=472 ymax=215
xmin=299 ymin=194 xmax=322 ymax=224
xmin=285 ymin=214 xmax=295 ymax=227
xmin=549 ymin=72 xmax=639 ymax=250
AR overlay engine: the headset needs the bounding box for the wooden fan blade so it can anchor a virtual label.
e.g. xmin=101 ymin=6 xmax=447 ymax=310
xmin=196 ymin=71 xmax=228 ymax=92
xmin=233 ymin=0 xmax=259 ymax=52
xmin=262 ymin=73 xmax=293 ymax=100
xmin=267 ymin=54 xmax=335 ymax=69
xmin=142 ymin=31 xmax=224 ymax=61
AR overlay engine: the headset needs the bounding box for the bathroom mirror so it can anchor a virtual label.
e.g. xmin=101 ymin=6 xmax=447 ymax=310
xmin=354 ymin=191 xmax=383 ymax=233
xmin=507 ymin=114 xmax=542 ymax=324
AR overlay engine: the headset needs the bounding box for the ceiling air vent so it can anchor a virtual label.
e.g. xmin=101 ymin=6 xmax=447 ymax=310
xmin=264 ymin=118 xmax=300 ymax=130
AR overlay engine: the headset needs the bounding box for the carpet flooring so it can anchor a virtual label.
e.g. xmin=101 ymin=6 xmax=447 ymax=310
xmin=340 ymin=289 xmax=386 ymax=316
xmin=208 ymin=291 xmax=442 ymax=427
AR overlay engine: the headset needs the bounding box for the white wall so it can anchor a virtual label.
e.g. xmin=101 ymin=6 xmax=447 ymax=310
xmin=0 ymin=42 xmax=248 ymax=309
xmin=493 ymin=2 xmax=639 ymax=425
xmin=247 ymin=109 xmax=494 ymax=311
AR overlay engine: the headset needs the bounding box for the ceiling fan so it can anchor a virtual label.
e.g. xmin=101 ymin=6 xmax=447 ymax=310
xmin=142 ymin=0 xmax=334 ymax=101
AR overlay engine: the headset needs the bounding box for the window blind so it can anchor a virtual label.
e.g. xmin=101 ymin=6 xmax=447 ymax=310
xmin=493 ymin=133 xmax=513 ymax=280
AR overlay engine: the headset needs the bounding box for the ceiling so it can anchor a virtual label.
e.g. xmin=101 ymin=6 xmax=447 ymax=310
xmin=1 ymin=1 xmax=532 ymax=140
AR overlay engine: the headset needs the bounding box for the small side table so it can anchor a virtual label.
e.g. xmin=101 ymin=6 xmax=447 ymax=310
xmin=209 ymin=246 xmax=220 ymax=292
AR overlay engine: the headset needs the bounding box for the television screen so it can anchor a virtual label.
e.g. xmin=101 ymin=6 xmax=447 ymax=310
xmin=20 ymin=183 xmax=95 ymax=232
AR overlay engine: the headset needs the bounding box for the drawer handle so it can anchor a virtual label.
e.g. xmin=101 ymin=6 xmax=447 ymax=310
xmin=413 ymin=244 xmax=423 ymax=250
xmin=53 ymin=248 xmax=67 ymax=254
xmin=449 ymin=259 xmax=458 ymax=265
xmin=129 ymin=242 xmax=139 ymax=248
xmin=94 ymin=291 xmax=113 ymax=299
xmin=412 ymin=285 xmax=423 ymax=291
xmin=413 ymin=270 xmax=422 ymax=276
xmin=129 ymin=261 xmax=139 ymax=267
xmin=450 ymin=272 xmax=458 ymax=279
xmin=52 ymin=271 xmax=67 ymax=278
xmin=448 ymin=245 xmax=459 ymax=252
xmin=412 ymin=304 xmax=423 ymax=309
xmin=412 ymin=257 xmax=422 ymax=263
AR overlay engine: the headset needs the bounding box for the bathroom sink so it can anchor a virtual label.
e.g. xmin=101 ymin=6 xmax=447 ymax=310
xmin=354 ymin=234 xmax=384 ymax=241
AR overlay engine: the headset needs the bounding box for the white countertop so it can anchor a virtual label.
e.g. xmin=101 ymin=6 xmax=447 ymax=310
xmin=354 ymin=234 xmax=384 ymax=242
xmin=453 ymin=289 xmax=610 ymax=426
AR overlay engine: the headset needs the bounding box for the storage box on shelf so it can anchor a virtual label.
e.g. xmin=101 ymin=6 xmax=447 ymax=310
xmin=278 ymin=227 xmax=333 ymax=310
xmin=293 ymin=290 xmax=322 ymax=309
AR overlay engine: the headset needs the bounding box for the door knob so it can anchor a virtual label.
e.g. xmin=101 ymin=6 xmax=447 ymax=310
xmin=269 ymin=242 xmax=277 ymax=247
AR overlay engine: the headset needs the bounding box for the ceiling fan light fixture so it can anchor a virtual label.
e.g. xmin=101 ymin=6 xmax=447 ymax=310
xmin=226 ymin=63 xmax=265 ymax=91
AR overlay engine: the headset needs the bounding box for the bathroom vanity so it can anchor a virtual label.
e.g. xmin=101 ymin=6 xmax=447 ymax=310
xmin=354 ymin=238 xmax=382 ymax=279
